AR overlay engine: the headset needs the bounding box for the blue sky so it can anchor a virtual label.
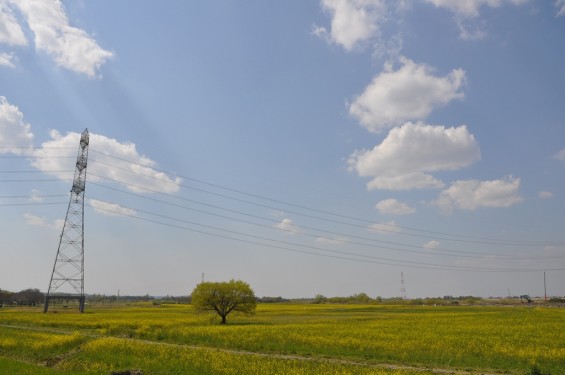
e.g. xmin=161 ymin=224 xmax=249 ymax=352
xmin=1 ymin=0 xmax=564 ymax=298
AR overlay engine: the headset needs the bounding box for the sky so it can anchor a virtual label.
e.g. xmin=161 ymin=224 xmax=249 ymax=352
xmin=1 ymin=0 xmax=564 ymax=299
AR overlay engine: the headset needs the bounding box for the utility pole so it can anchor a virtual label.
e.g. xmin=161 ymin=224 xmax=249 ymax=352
xmin=44 ymin=129 xmax=89 ymax=313
xmin=544 ymin=272 xmax=547 ymax=302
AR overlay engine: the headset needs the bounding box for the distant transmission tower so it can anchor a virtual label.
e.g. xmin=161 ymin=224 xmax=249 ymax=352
xmin=44 ymin=129 xmax=89 ymax=313
xmin=400 ymin=272 xmax=407 ymax=300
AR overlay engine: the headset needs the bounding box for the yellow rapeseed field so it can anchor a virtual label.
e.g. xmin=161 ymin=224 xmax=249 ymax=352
xmin=0 ymin=303 xmax=563 ymax=374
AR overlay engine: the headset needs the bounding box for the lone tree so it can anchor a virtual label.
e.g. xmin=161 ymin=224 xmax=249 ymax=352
xmin=191 ymin=279 xmax=256 ymax=324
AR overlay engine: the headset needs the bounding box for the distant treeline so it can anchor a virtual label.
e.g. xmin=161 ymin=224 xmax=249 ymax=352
xmin=2 ymin=288 xmax=563 ymax=307
xmin=0 ymin=288 xmax=44 ymax=306
xmin=307 ymin=293 xmax=485 ymax=305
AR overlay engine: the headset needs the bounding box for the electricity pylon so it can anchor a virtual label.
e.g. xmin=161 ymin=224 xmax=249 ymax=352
xmin=400 ymin=272 xmax=407 ymax=300
xmin=44 ymin=129 xmax=89 ymax=313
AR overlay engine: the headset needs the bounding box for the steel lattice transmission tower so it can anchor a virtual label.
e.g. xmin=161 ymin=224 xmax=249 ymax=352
xmin=44 ymin=129 xmax=89 ymax=313
xmin=400 ymin=272 xmax=407 ymax=300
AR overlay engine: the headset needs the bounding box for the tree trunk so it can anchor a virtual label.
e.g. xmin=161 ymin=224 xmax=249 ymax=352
xmin=221 ymin=315 xmax=226 ymax=324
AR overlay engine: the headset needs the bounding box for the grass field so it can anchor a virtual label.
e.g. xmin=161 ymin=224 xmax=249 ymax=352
xmin=0 ymin=303 xmax=563 ymax=374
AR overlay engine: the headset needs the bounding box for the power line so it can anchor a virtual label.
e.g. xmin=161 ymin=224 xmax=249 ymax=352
xmin=4 ymin=148 xmax=561 ymax=246
xmin=87 ymin=182 xmax=563 ymax=261
xmin=4 ymin=151 xmax=564 ymax=251
xmin=86 ymin=200 xmax=565 ymax=273
xmin=91 ymin=165 xmax=563 ymax=253
xmin=0 ymin=202 xmax=67 ymax=207
xmin=4 ymin=149 xmax=563 ymax=272
xmin=90 ymin=152 xmax=562 ymax=246
xmin=88 ymin=167 xmax=565 ymax=248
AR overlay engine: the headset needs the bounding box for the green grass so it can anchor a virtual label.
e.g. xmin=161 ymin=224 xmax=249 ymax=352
xmin=0 ymin=303 xmax=563 ymax=374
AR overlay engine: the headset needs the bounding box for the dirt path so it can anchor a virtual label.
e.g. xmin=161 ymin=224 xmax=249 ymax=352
xmin=0 ymin=323 xmax=502 ymax=374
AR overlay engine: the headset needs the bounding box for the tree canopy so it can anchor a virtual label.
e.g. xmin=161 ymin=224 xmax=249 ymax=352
xmin=191 ymin=279 xmax=256 ymax=324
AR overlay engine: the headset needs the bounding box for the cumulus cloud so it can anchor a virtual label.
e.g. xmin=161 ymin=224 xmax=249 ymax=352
xmin=349 ymin=122 xmax=481 ymax=190
xmin=0 ymin=97 xmax=34 ymax=154
xmin=375 ymin=198 xmax=415 ymax=215
xmin=274 ymin=218 xmax=303 ymax=235
xmin=314 ymin=0 xmax=387 ymax=51
xmin=432 ymin=176 xmax=523 ymax=214
xmin=0 ymin=1 xmax=27 ymax=45
xmin=6 ymin=0 xmax=113 ymax=77
xmin=554 ymin=149 xmax=565 ymax=161
xmin=90 ymin=199 xmax=136 ymax=217
xmin=423 ymin=0 xmax=527 ymax=18
xmin=423 ymin=240 xmax=440 ymax=249
xmin=368 ymin=220 xmax=401 ymax=234
xmin=349 ymin=57 xmax=466 ymax=132
xmin=30 ymin=130 xmax=182 ymax=194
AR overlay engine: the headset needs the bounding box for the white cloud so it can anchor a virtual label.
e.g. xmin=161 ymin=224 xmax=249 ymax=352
xmin=89 ymin=199 xmax=136 ymax=217
xmin=433 ymin=176 xmax=523 ymax=213
xmin=274 ymin=218 xmax=303 ymax=235
xmin=554 ymin=148 xmax=565 ymax=161
xmin=30 ymin=130 xmax=182 ymax=194
xmin=349 ymin=122 xmax=480 ymax=190
xmin=0 ymin=99 xmax=180 ymax=194
xmin=0 ymin=96 xmax=34 ymax=154
xmin=423 ymin=0 xmax=528 ymax=18
xmin=538 ymin=191 xmax=553 ymax=199
xmin=423 ymin=0 xmax=527 ymax=39
xmin=0 ymin=1 xmax=27 ymax=45
xmin=543 ymin=245 xmax=565 ymax=256
xmin=23 ymin=213 xmax=62 ymax=230
xmin=368 ymin=220 xmax=401 ymax=234
xmin=315 ymin=236 xmax=347 ymax=245
xmin=315 ymin=0 xmax=387 ymax=51
xmin=423 ymin=240 xmax=440 ymax=249
xmin=349 ymin=57 xmax=466 ymax=132
xmin=30 ymin=189 xmax=42 ymax=202
xmin=23 ymin=213 xmax=45 ymax=226
xmin=557 ymin=0 xmax=565 ymax=16
xmin=375 ymin=198 xmax=415 ymax=215
xmin=372 ymin=33 xmax=403 ymax=61
xmin=456 ymin=18 xmax=487 ymax=41
xmin=11 ymin=0 xmax=113 ymax=77
xmin=54 ymin=219 xmax=64 ymax=230
xmin=0 ymin=52 xmax=16 ymax=67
